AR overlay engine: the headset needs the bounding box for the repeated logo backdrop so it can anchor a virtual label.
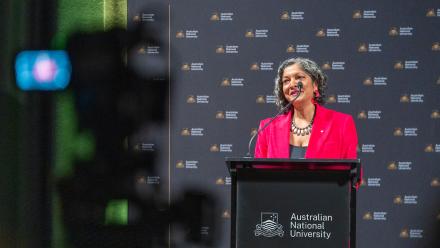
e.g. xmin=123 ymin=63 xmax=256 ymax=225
xmin=128 ymin=1 xmax=440 ymax=247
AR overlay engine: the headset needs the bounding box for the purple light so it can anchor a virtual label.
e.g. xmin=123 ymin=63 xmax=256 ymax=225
xmin=32 ymin=57 xmax=57 ymax=83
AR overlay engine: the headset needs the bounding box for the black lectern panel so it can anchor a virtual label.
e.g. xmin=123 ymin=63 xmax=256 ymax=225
xmin=226 ymin=158 xmax=361 ymax=248
xmin=237 ymin=170 xmax=350 ymax=247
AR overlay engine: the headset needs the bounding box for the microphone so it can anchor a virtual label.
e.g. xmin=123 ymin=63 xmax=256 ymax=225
xmin=246 ymin=82 xmax=303 ymax=157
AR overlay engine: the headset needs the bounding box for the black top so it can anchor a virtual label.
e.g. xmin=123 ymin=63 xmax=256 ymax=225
xmin=290 ymin=145 xmax=307 ymax=159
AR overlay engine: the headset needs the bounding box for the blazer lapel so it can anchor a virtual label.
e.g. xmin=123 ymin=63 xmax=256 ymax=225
xmin=305 ymin=105 xmax=329 ymax=158
xmin=273 ymin=110 xmax=292 ymax=158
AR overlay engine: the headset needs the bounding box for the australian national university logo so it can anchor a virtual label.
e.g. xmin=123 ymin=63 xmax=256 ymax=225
xmin=254 ymin=212 xmax=284 ymax=237
xmin=254 ymin=211 xmax=334 ymax=239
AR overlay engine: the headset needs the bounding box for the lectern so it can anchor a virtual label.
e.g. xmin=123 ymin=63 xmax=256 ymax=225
xmin=225 ymin=157 xmax=361 ymax=248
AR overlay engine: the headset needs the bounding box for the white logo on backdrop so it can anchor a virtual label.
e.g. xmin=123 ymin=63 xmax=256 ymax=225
xmin=254 ymin=212 xmax=284 ymax=237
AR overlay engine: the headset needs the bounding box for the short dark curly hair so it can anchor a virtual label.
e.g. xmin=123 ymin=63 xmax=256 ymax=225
xmin=274 ymin=57 xmax=327 ymax=109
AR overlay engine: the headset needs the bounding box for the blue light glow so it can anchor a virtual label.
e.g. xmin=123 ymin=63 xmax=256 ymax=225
xmin=15 ymin=50 xmax=71 ymax=91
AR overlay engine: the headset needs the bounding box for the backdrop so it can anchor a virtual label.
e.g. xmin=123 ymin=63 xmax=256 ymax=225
xmin=127 ymin=0 xmax=440 ymax=247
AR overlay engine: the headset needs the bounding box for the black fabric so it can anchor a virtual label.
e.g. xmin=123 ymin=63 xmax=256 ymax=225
xmin=290 ymin=145 xmax=307 ymax=159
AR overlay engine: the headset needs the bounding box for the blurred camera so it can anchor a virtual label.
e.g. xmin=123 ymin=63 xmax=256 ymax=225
xmin=50 ymin=25 xmax=217 ymax=247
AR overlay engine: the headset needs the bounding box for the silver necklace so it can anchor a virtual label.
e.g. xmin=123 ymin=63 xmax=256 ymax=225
xmin=291 ymin=108 xmax=316 ymax=136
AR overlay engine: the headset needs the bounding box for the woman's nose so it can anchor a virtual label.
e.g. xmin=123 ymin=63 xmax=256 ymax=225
xmin=289 ymin=80 xmax=298 ymax=88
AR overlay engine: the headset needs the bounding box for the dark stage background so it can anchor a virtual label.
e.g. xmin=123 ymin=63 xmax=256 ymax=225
xmin=128 ymin=0 xmax=440 ymax=247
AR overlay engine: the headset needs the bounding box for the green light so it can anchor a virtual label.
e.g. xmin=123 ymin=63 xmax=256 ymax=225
xmin=105 ymin=199 xmax=128 ymax=225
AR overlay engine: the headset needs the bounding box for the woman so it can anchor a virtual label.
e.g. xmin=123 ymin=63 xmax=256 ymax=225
xmin=254 ymin=57 xmax=358 ymax=159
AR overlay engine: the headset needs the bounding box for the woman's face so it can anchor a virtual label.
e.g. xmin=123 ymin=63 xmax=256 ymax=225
xmin=281 ymin=63 xmax=317 ymax=106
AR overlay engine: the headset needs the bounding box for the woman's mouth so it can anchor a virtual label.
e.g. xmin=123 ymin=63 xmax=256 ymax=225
xmin=290 ymin=90 xmax=300 ymax=96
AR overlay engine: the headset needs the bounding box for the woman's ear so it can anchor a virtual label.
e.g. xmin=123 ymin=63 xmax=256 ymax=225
xmin=313 ymin=81 xmax=318 ymax=92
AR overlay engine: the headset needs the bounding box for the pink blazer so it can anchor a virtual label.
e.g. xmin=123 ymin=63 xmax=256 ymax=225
xmin=254 ymin=104 xmax=358 ymax=159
